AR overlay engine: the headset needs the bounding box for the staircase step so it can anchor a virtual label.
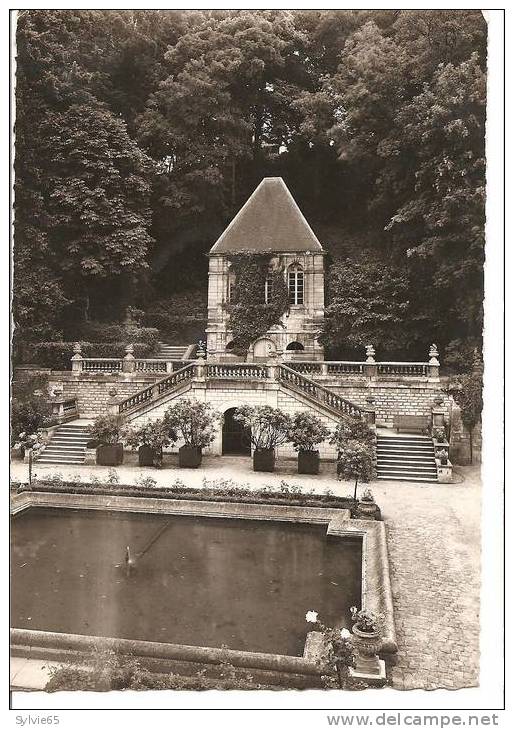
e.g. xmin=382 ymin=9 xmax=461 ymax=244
xmin=379 ymin=458 xmax=434 ymax=468
xmin=377 ymin=474 xmax=438 ymax=482
xmin=377 ymin=446 xmax=434 ymax=456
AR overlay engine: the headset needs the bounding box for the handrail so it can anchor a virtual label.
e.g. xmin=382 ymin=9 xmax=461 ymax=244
xmin=117 ymin=363 xmax=195 ymax=414
xmin=277 ymin=364 xmax=365 ymax=419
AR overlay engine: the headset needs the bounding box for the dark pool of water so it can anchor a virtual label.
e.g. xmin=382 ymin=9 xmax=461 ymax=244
xmin=11 ymin=508 xmax=362 ymax=657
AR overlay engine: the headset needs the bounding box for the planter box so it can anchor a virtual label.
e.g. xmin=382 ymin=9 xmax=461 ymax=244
xmin=179 ymin=445 xmax=202 ymax=469
xmin=138 ymin=445 xmax=162 ymax=468
xmin=253 ymin=449 xmax=275 ymax=472
xmin=298 ymin=450 xmax=320 ymax=475
xmin=96 ymin=443 xmax=124 ymax=466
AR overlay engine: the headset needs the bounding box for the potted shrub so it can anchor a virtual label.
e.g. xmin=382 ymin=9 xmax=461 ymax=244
xmin=432 ymin=426 xmax=447 ymax=444
xmin=164 ymin=399 xmax=218 ymax=468
xmin=336 ymin=441 xmax=376 ymax=502
xmin=288 ymin=412 xmax=330 ymax=474
xmin=88 ymin=414 xmax=127 ymax=466
xmin=125 ymin=418 xmax=177 ymax=468
xmin=348 ymin=606 xmax=385 ymax=682
xmin=233 ymin=405 xmax=292 ymax=472
xmin=349 ymin=606 xmax=384 ymax=639
xmin=358 ymin=489 xmax=378 ymax=518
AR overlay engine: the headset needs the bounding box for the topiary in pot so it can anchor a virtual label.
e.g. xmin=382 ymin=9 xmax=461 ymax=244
xmin=330 ymin=417 xmax=375 ymax=452
xmin=88 ymin=414 xmax=127 ymax=466
xmin=336 ymin=441 xmax=376 ymax=502
xmin=288 ymin=412 xmax=330 ymax=475
xmin=164 ymin=399 xmax=218 ymax=468
xmin=233 ymin=405 xmax=292 ymax=472
xmin=125 ymin=418 xmax=177 ymax=468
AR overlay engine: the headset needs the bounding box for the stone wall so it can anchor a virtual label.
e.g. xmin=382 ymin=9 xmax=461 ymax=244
xmin=48 ymin=373 xmax=163 ymax=417
xmin=47 ymin=370 xmax=473 ymax=461
xmin=326 ymin=378 xmax=451 ymax=427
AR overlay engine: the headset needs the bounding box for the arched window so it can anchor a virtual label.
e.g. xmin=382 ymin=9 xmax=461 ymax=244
xmin=288 ymin=264 xmax=304 ymax=305
xmin=225 ymin=340 xmax=235 ymax=351
xmin=286 ymin=341 xmax=304 ymax=351
xmin=264 ymin=271 xmax=273 ymax=304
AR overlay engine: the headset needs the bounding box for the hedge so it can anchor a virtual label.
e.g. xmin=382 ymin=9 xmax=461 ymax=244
xmin=77 ymin=323 xmax=159 ymax=346
xmin=31 ymin=342 xmax=154 ymax=370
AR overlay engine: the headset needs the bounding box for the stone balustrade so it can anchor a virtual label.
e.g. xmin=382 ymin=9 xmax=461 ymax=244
xmin=49 ymin=396 xmax=79 ymax=423
xmin=70 ymin=342 xmax=440 ymax=382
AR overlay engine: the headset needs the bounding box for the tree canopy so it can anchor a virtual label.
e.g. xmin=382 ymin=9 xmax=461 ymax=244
xmin=13 ymin=9 xmax=487 ymax=364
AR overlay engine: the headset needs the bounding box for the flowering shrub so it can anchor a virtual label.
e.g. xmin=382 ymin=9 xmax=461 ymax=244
xmin=164 ymin=399 xmax=219 ymax=449
xmin=125 ymin=419 xmax=176 ymax=452
xmin=305 ymin=611 xmax=356 ymax=688
xmin=350 ymin=607 xmax=385 ymax=635
xmin=336 ymin=441 xmax=376 ymax=501
xmin=432 ymin=426 xmax=446 ymax=443
xmin=233 ymin=405 xmax=292 ymax=451
xmin=288 ymin=412 xmax=330 ymax=452
xmin=330 ymin=417 xmax=374 ymax=451
xmin=88 ymin=414 xmax=127 ymax=444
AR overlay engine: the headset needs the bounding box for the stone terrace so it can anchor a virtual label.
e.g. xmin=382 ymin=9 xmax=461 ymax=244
xmin=10 ymin=459 xmax=481 ymax=691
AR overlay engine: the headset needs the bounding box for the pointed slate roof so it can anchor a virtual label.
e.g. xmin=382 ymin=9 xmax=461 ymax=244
xmin=210 ymin=177 xmax=323 ymax=254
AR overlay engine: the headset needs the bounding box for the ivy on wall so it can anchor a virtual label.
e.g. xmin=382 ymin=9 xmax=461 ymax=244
xmin=227 ymin=253 xmax=289 ymax=356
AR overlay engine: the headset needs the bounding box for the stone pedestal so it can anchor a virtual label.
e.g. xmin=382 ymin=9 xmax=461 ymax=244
xmin=349 ymin=627 xmax=386 ymax=687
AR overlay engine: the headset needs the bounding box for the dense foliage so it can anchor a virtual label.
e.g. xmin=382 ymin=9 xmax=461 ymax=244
xmin=88 ymin=414 xmax=127 ymax=444
xmin=227 ymin=254 xmax=289 ymax=354
xmin=11 ymin=374 xmax=56 ymax=442
xmin=14 ymin=10 xmax=486 ymax=363
xmin=44 ymin=649 xmax=262 ymax=691
xmin=125 ymin=418 xmax=177 ymax=454
xmin=164 ymin=398 xmax=219 ymax=448
xmin=447 ymin=370 xmax=483 ymax=463
xmin=234 ymin=405 xmax=293 ymax=451
xmin=288 ymin=412 xmax=330 ymax=452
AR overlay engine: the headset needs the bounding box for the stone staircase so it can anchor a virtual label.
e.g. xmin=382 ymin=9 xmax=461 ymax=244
xmin=155 ymin=343 xmax=189 ymax=360
xmin=376 ymin=434 xmax=437 ymax=482
xmin=35 ymin=423 xmax=90 ymax=465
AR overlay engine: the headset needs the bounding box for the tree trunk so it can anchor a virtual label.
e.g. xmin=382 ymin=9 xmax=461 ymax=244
xmin=353 ymin=478 xmax=358 ymax=502
xmin=468 ymin=426 xmax=474 ymax=464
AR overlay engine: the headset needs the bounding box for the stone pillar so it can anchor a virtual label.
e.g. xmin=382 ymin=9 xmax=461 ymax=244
xmin=363 ymin=344 xmax=377 ymax=379
xmin=195 ymin=343 xmax=206 ymax=379
xmin=122 ymin=344 xmax=136 ymax=373
xmin=71 ymin=342 xmax=83 ymax=374
xmin=431 ymin=407 xmax=446 ymax=431
xmin=428 ymin=343 xmax=440 ymax=380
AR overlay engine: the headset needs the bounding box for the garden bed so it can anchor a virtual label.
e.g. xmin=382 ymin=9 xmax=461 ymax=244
xmin=12 ymin=479 xmax=381 ymax=518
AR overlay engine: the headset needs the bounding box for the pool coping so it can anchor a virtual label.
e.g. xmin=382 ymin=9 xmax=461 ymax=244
xmin=10 ymin=491 xmax=397 ymax=677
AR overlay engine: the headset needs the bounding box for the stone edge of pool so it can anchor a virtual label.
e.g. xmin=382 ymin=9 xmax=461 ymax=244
xmin=10 ymin=491 xmax=397 ymax=677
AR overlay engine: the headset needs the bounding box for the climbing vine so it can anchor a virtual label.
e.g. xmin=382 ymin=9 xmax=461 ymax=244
xmin=227 ymin=253 xmax=289 ymax=356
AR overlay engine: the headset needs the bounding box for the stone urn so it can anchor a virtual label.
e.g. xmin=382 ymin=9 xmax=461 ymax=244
xmin=351 ymin=625 xmax=384 ymax=680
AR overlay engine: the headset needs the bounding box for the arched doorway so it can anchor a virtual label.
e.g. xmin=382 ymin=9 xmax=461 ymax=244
xmin=222 ymin=408 xmax=251 ymax=455
xmin=253 ymin=337 xmax=276 ymax=360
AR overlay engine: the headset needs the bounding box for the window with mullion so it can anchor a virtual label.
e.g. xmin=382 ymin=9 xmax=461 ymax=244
xmin=288 ymin=267 xmax=304 ymax=305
